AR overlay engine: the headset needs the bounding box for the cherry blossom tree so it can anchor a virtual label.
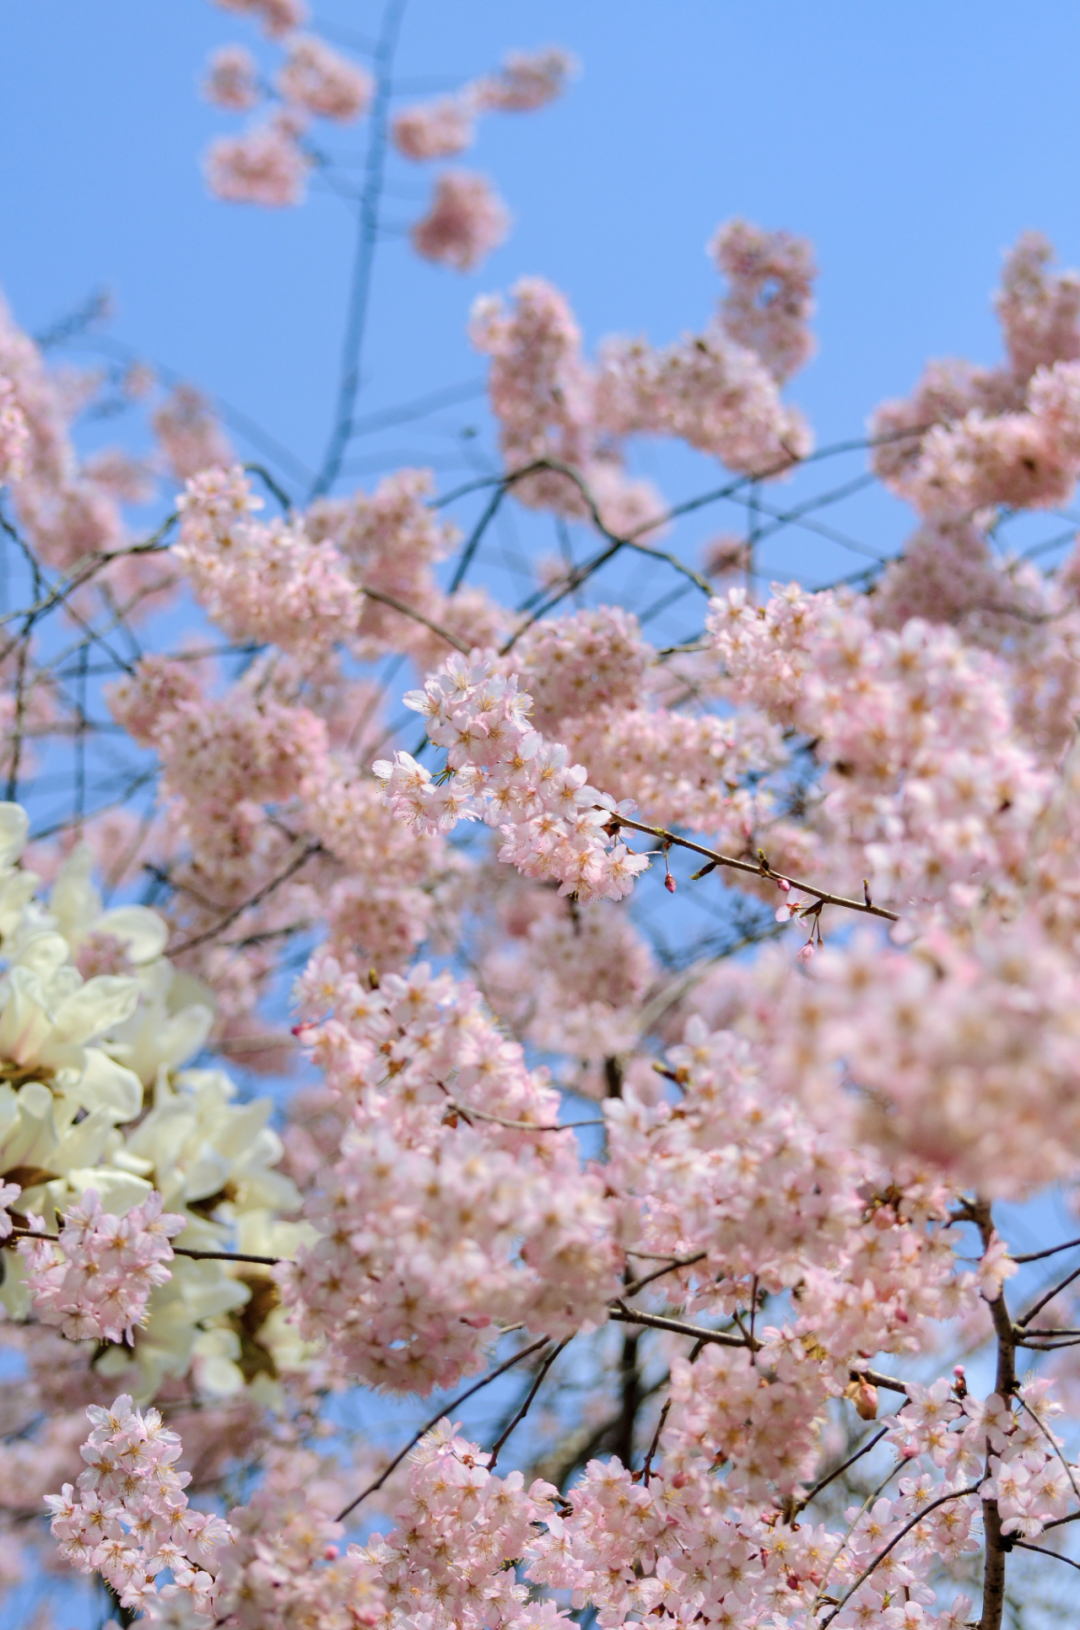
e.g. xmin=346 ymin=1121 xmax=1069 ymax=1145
xmin=4 ymin=5 xmax=1080 ymax=1630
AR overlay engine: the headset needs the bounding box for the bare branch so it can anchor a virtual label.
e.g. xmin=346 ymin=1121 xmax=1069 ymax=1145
xmin=335 ymin=1334 xmax=552 ymax=1522
xmin=609 ymin=813 xmax=901 ymax=923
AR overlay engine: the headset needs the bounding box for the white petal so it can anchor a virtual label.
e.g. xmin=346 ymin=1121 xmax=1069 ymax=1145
xmin=49 ymin=844 xmax=101 ymax=941
xmin=94 ymin=905 xmax=169 ymax=965
xmin=50 ymin=975 xmax=141 ymax=1046
xmin=74 ymin=1047 xmax=144 ymax=1123
xmin=65 ymin=1165 xmax=152 ymax=1214
xmin=0 ymin=803 xmax=29 ymax=870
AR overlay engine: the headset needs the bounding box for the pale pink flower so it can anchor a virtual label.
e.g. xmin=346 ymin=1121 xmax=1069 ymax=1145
xmin=411 ymin=171 xmax=511 ymax=273
xmin=202 ymin=44 xmax=261 ymax=111
xmin=393 ymin=97 xmax=475 ymax=160
xmin=205 ymin=114 xmax=309 ymax=207
xmin=278 ymin=36 xmax=373 ymax=123
xmin=211 ymin=0 xmax=307 ymax=38
xmin=471 ymin=48 xmax=577 ymax=113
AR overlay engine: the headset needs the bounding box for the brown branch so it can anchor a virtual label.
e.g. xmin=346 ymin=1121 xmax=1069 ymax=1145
xmin=609 ymin=1301 xmax=749 ymax=1350
xmin=488 ymin=1336 xmax=569 ymax=1468
xmin=358 ymin=583 xmax=471 ymax=654
xmin=854 ymin=1368 xmax=911 ymax=1398
xmin=444 ymin=1098 xmax=604 ymax=1134
xmin=1017 ymin=1396 xmax=1080 ymax=1509
xmin=642 ymin=1335 xmax=707 ymax=1486
xmin=495 ymin=459 xmax=713 ymax=655
xmin=967 ymin=1199 xmax=1016 ymax=1630
xmin=1016 ymin=1260 xmax=1080 ymax=1328
xmin=620 ymin=1250 xmax=708 ymax=1299
xmin=794 ymin=1427 xmax=890 ymax=1516
xmin=0 ymin=522 xmax=176 ymax=638
xmin=4 ymin=634 xmax=30 ymax=801
xmin=7 ymin=1227 xmax=280 ymax=1267
xmin=335 ymin=1334 xmax=552 ymax=1522
xmin=1013 ymin=1234 xmax=1080 ymax=1265
xmin=609 ymin=813 xmax=900 ymax=923
xmin=1013 ymin=1540 xmax=1080 ymax=1575
xmin=167 ymin=842 xmax=321 ymax=956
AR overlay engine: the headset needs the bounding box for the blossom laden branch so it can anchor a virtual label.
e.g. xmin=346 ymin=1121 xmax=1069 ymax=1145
xmin=6 ymin=1227 xmax=283 ymax=1269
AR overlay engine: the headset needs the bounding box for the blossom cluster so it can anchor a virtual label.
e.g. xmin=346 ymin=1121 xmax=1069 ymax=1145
xmin=0 ymin=375 xmax=29 ymax=484
xmin=469 ymin=276 xmax=666 ymax=528
xmin=711 ymin=217 xmax=817 ymax=383
xmin=709 ymin=583 xmax=1046 ymax=912
xmin=202 ymin=14 xmax=565 ymax=271
xmin=46 ymin=1395 xmax=233 ymax=1619
xmin=410 ymin=171 xmax=511 ymax=272
xmin=203 ymin=9 xmax=372 ymax=209
xmin=175 ymin=466 xmax=360 ymax=653
xmin=873 ymin=234 xmax=1080 ymax=516
xmin=280 ymin=959 xmax=619 ymax=1392
xmin=19 ymin=1188 xmax=184 ymax=1345
xmin=376 ymin=651 xmax=651 ymax=904
xmin=392 ymin=48 xmax=574 ymax=163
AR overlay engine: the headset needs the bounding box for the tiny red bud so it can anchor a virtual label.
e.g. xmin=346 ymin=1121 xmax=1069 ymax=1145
xmin=664 ymin=872 xmax=676 ymax=893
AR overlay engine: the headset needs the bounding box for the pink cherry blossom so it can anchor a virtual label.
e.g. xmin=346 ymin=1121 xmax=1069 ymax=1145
xmin=411 ymin=172 xmax=511 ymax=273
xmin=20 ymin=1191 xmax=184 ymax=1346
xmin=205 ymin=114 xmax=309 ymax=206
xmin=277 ymin=36 xmax=373 ymax=123
xmin=202 ymin=45 xmax=261 ymax=111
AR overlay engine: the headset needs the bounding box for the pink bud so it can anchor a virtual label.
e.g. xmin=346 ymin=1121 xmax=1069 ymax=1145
xmin=796 ymin=941 xmax=815 ymax=964
xmin=664 ymin=873 xmax=676 ymax=894
xmin=777 ymin=878 xmax=791 ymax=892
xmin=323 ymin=1545 xmax=339 ymax=1561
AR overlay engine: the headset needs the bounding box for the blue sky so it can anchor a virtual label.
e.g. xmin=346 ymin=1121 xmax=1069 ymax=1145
xmin=4 ymin=0 xmax=1080 ymax=592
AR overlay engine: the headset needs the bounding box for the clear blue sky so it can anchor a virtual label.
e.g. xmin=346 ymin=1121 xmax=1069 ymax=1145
xmin=4 ymin=0 xmax=1080 ymax=589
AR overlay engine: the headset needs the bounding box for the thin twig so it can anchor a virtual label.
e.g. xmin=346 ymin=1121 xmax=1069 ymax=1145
xmin=1017 ymin=1396 xmax=1080 ymax=1508
xmin=795 ymin=1428 xmax=889 ymax=1514
xmin=620 ymin=1251 xmax=708 ymax=1299
xmin=445 ymin=1099 xmax=604 ymax=1133
xmin=1014 ymin=1234 xmax=1080 ymax=1265
xmin=1017 ymin=1261 xmax=1080 ymax=1328
xmin=609 ymin=1302 xmax=750 ymax=1350
xmin=335 ymin=1334 xmax=551 ymax=1522
xmin=359 ymin=583 xmax=470 ymax=653
xmin=312 ymin=0 xmax=409 ymax=498
xmin=488 ymin=1337 xmax=569 ymax=1467
xmin=1013 ymin=1540 xmax=1080 ymax=1575
xmin=609 ymin=813 xmax=900 ymax=923
xmin=167 ymin=843 xmax=321 ymax=956
xmin=818 ymin=1485 xmax=980 ymax=1628
xmin=7 ymin=1227 xmax=280 ymax=1267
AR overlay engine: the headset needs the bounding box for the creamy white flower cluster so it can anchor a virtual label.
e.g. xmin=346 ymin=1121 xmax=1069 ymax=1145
xmin=0 ymin=802 xmax=310 ymax=1401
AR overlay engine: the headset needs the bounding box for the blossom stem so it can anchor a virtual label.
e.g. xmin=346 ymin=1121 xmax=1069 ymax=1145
xmin=6 ymin=1228 xmax=281 ymax=1268
xmin=608 ymin=813 xmax=901 ymax=923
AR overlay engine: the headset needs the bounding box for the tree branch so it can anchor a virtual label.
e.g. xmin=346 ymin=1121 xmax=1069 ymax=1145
xmin=335 ymin=1334 xmax=551 ymax=1521
xmin=609 ymin=813 xmax=900 ymax=923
